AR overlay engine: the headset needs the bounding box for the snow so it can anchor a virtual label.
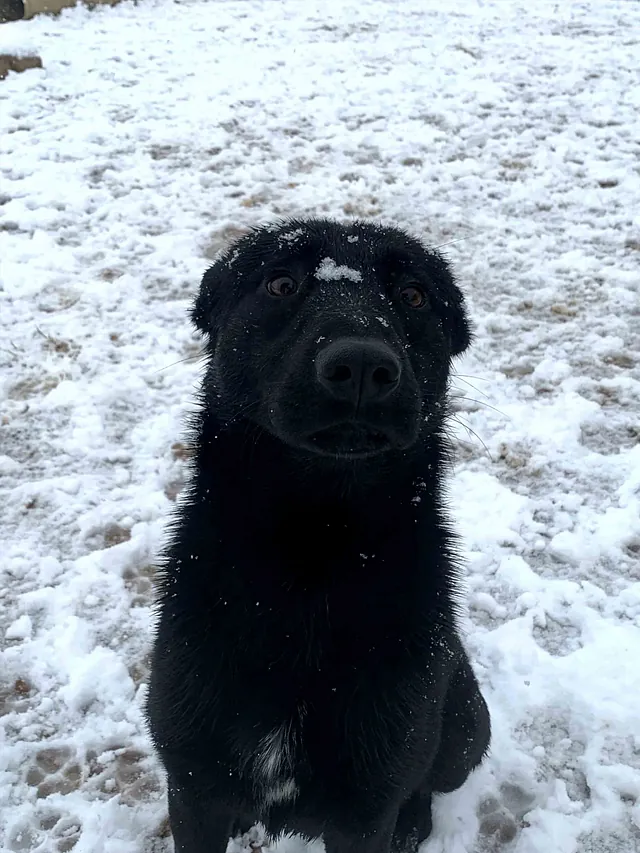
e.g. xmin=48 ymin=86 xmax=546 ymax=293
xmin=279 ymin=228 xmax=306 ymax=245
xmin=315 ymin=257 xmax=363 ymax=283
xmin=1 ymin=0 xmax=639 ymax=851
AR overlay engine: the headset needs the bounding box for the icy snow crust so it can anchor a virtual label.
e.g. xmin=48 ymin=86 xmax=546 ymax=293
xmin=1 ymin=1 xmax=639 ymax=851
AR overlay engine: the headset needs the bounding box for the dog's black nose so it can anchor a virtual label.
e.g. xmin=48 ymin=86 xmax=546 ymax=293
xmin=315 ymin=339 xmax=401 ymax=404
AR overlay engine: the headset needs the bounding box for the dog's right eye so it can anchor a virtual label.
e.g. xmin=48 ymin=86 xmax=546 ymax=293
xmin=266 ymin=274 xmax=298 ymax=297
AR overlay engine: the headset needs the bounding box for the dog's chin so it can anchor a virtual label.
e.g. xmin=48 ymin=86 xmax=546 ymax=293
xmin=279 ymin=422 xmax=415 ymax=460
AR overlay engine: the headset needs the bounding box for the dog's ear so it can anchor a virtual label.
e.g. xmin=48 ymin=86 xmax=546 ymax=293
xmin=191 ymin=261 xmax=226 ymax=336
xmin=440 ymin=278 xmax=472 ymax=357
xmin=426 ymin=251 xmax=472 ymax=357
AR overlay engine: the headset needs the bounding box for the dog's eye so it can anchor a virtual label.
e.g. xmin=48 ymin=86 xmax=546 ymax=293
xmin=399 ymin=285 xmax=427 ymax=309
xmin=266 ymin=275 xmax=298 ymax=297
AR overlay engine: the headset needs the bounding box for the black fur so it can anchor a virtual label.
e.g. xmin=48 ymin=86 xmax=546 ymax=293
xmin=146 ymin=219 xmax=490 ymax=853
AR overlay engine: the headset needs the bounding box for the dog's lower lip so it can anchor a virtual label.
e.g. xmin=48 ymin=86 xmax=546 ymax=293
xmin=306 ymin=424 xmax=391 ymax=455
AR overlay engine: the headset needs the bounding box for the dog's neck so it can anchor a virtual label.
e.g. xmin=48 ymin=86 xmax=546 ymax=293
xmin=178 ymin=411 xmax=457 ymax=635
xmin=190 ymin=412 xmax=449 ymax=550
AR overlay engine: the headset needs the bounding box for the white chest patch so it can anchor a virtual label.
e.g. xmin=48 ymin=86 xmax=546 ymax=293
xmin=254 ymin=723 xmax=292 ymax=781
xmin=263 ymin=777 xmax=299 ymax=806
xmin=252 ymin=723 xmax=299 ymax=806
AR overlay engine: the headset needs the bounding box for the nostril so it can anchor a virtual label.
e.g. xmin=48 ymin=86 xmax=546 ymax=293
xmin=325 ymin=364 xmax=352 ymax=383
xmin=372 ymin=365 xmax=398 ymax=386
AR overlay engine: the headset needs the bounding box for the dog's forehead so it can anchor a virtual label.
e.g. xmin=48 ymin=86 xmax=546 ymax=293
xmin=236 ymin=220 xmax=427 ymax=281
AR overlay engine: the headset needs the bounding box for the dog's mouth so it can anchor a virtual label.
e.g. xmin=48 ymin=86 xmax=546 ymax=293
xmin=304 ymin=423 xmax=393 ymax=458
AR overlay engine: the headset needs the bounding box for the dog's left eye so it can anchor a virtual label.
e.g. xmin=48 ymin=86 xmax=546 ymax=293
xmin=266 ymin=274 xmax=298 ymax=297
xmin=399 ymin=285 xmax=427 ymax=309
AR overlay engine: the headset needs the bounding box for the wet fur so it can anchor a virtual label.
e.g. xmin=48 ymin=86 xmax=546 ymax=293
xmin=146 ymin=219 xmax=490 ymax=853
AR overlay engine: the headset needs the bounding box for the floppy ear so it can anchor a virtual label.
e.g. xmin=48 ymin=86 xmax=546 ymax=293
xmin=191 ymin=261 xmax=226 ymax=337
xmin=442 ymin=279 xmax=472 ymax=357
xmin=425 ymin=250 xmax=472 ymax=357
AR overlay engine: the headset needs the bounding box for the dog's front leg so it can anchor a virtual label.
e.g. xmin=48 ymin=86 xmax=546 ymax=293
xmin=168 ymin=782 xmax=242 ymax=853
xmin=392 ymin=790 xmax=434 ymax=852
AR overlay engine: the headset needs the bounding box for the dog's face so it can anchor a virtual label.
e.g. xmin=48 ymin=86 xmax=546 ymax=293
xmin=193 ymin=219 xmax=470 ymax=460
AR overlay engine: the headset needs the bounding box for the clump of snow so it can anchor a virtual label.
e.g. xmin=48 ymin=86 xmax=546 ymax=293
xmin=315 ymin=257 xmax=363 ymax=283
xmin=0 ymin=28 xmax=41 ymax=58
xmin=227 ymin=247 xmax=241 ymax=268
xmin=279 ymin=228 xmax=306 ymax=245
xmin=0 ymin=455 xmax=21 ymax=474
xmin=5 ymin=614 xmax=33 ymax=641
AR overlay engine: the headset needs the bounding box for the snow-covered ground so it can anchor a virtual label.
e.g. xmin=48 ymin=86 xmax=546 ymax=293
xmin=1 ymin=1 xmax=639 ymax=851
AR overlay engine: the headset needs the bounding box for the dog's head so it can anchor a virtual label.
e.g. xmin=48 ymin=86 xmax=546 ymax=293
xmin=193 ymin=219 xmax=471 ymax=459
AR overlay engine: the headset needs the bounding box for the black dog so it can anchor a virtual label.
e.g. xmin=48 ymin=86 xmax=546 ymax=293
xmin=146 ymin=219 xmax=490 ymax=853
